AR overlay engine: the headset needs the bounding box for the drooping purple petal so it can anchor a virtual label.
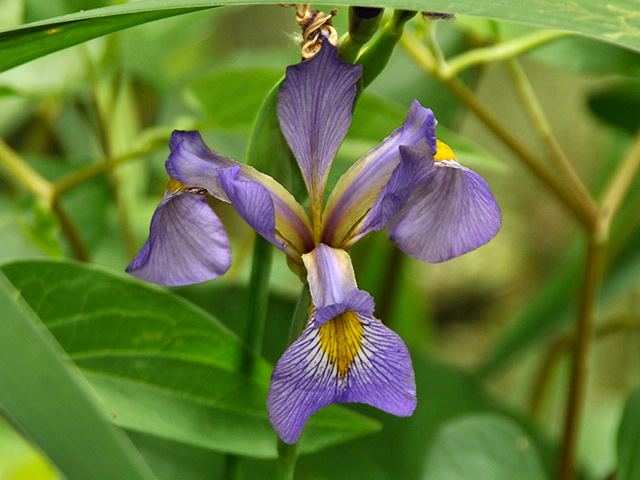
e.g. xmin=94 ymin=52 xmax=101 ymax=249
xmin=166 ymin=130 xmax=314 ymax=253
xmin=218 ymin=166 xmax=285 ymax=249
xmin=322 ymin=101 xmax=437 ymax=246
xmin=302 ymin=244 xmax=374 ymax=328
xmin=387 ymin=161 xmax=501 ymax=263
xmin=277 ymin=42 xmax=362 ymax=202
xmin=267 ymin=311 xmax=416 ymax=444
xmin=343 ymin=145 xmax=436 ymax=247
xmin=126 ymin=189 xmax=231 ymax=286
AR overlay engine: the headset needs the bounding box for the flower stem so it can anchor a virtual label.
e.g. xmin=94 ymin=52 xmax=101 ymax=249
xmin=276 ymin=439 xmax=299 ymax=480
xmin=357 ymin=9 xmax=417 ymax=88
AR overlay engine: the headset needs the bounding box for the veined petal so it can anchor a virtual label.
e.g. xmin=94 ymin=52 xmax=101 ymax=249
xmin=322 ymin=101 xmax=437 ymax=246
xmin=302 ymin=244 xmax=374 ymax=328
xmin=218 ymin=166 xmax=297 ymax=256
xmin=387 ymin=160 xmax=501 ymax=263
xmin=342 ymin=145 xmax=436 ymax=247
xmin=277 ymin=42 xmax=362 ymax=201
xmin=126 ymin=183 xmax=231 ymax=286
xmin=267 ymin=311 xmax=416 ymax=444
xmin=166 ymin=130 xmax=313 ymax=253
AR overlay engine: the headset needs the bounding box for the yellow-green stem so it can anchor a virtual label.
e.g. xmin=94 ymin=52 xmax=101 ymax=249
xmin=446 ymin=30 xmax=571 ymax=78
xmin=0 ymin=138 xmax=53 ymax=205
xmin=505 ymin=58 xmax=599 ymax=220
xmin=557 ymin=232 xmax=606 ymax=480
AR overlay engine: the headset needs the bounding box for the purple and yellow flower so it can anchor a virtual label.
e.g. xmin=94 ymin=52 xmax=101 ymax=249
xmin=127 ymin=41 xmax=501 ymax=443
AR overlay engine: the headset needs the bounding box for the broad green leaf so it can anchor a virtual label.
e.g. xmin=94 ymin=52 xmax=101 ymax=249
xmin=190 ymin=69 xmax=282 ymax=133
xmin=617 ymin=388 xmax=640 ymax=480
xmin=1 ymin=260 xmax=381 ymax=459
xmin=422 ymin=414 xmax=549 ymax=480
xmin=2 ymin=0 xmax=640 ymax=76
xmin=0 ymin=271 xmax=158 ymax=480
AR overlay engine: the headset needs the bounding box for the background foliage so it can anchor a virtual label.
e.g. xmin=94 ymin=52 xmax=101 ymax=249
xmin=1 ymin=1 xmax=640 ymax=479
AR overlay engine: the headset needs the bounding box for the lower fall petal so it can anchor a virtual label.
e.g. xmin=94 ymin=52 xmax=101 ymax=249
xmin=126 ymin=189 xmax=231 ymax=286
xmin=387 ymin=161 xmax=501 ymax=263
xmin=267 ymin=311 xmax=416 ymax=444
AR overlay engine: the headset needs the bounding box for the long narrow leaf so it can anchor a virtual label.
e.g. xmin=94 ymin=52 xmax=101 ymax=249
xmin=0 ymin=0 xmax=639 ymax=75
xmin=0 ymin=271 xmax=158 ymax=480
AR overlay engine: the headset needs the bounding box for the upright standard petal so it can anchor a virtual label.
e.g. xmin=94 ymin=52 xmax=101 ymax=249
xmin=322 ymin=101 xmax=437 ymax=246
xmin=126 ymin=181 xmax=231 ymax=286
xmin=387 ymin=145 xmax=501 ymax=263
xmin=277 ymin=42 xmax=362 ymax=200
xmin=342 ymin=145 xmax=436 ymax=247
xmin=302 ymin=244 xmax=374 ymax=328
xmin=166 ymin=130 xmax=314 ymax=254
xmin=267 ymin=310 xmax=416 ymax=444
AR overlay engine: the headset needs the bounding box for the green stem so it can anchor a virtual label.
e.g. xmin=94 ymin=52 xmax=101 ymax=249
xmin=276 ymin=439 xmax=299 ymax=480
xmin=357 ymin=10 xmax=417 ymax=88
xmin=557 ymin=233 xmax=606 ymax=480
xmin=0 ymin=138 xmax=53 ymax=205
xmin=225 ymin=235 xmax=273 ymax=479
xmin=51 ymin=198 xmax=90 ymax=262
xmin=339 ymin=7 xmax=384 ymax=63
xmin=241 ymin=234 xmax=274 ymax=370
xmin=400 ymin=35 xmax=596 ymax=230
xmin=599 ymin=129 xmax=640 ymax=232
xmin=446 ymin=30 xmax=571 ymax=78
xmin=53 ymin=143 xmax=163 ymax=196
xmin=505 ymin=58 xmax=599 ymax=220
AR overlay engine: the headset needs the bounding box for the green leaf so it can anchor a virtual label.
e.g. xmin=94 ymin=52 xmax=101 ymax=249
xmin=422 ymin=414 xmax=549 ymax=480
xmin=190 ymin=69 xmax=283 ymax=133
xmin=2 ymin=0 xmax=640 ymax=76
xmin=617 ymin=388 xmax=640 ymax=480
xmin=1 ymin=260 xmax=381 ymax=459
xmin=0 ymin=1 xmax=219 ymax=74
xmin=0 ymin=270 xmax=158 ymax=480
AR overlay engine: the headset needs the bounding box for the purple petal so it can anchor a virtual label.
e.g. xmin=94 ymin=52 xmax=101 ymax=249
xmin=344 ymin=145 xmax=436 ymax=245
xmin=218 ymin=166 xmax=285 ymax=249
xmin=302 ymin=244 xmax=374 ymax=328
xmin=387 ymin=161 xmax=501 ymax=263
xmin=267 ymin=311 xmax=416 ymax=444
xmin=278 ymin=42 xmax=362 ymax=201
xmin=126 ymin=190 xmax=231 ymax=286
xmin=322 ymin=101 xmax=437 ymax=246
xmin=166 ymin=130 xmax=314 ymax=253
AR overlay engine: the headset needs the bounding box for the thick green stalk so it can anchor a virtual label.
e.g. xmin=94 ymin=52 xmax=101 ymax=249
xmin=274 ymin=286 xmax=310 ymax=480
xmin=339 ymin=7 xmax=384 ymax=63
xmin=276 ymin=439 xmax=299 ymax=480
xmin=357 ymin=10 xmax=417 ymax=88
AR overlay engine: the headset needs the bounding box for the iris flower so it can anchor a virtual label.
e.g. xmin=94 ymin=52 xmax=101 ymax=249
xmin=127 ymin=41 xmax=501 ymax=444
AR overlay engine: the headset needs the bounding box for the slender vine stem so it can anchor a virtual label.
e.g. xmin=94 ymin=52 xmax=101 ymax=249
xmin=399 ymin=34 xmax=597 ymax=230
xmin=530 ymin=315 xmax=640 ymax=416
xmin=445 ymin=30 xmax=571 ymax=79
xmin=599 ymin=129 xmax=640 ymax=232
xmin=558 ymin=232 xmax=606 ymax=480
xmin=0 ymin=138 xmax=53 ymax=205
xmin=505 ymin=58 xmax=598 ymax=218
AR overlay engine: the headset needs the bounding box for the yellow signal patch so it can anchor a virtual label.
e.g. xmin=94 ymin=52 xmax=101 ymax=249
xmin=434 ymin=140 xmax=456 ymax=162
xmin=319 ymin=311 xmax=364 ymax=378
